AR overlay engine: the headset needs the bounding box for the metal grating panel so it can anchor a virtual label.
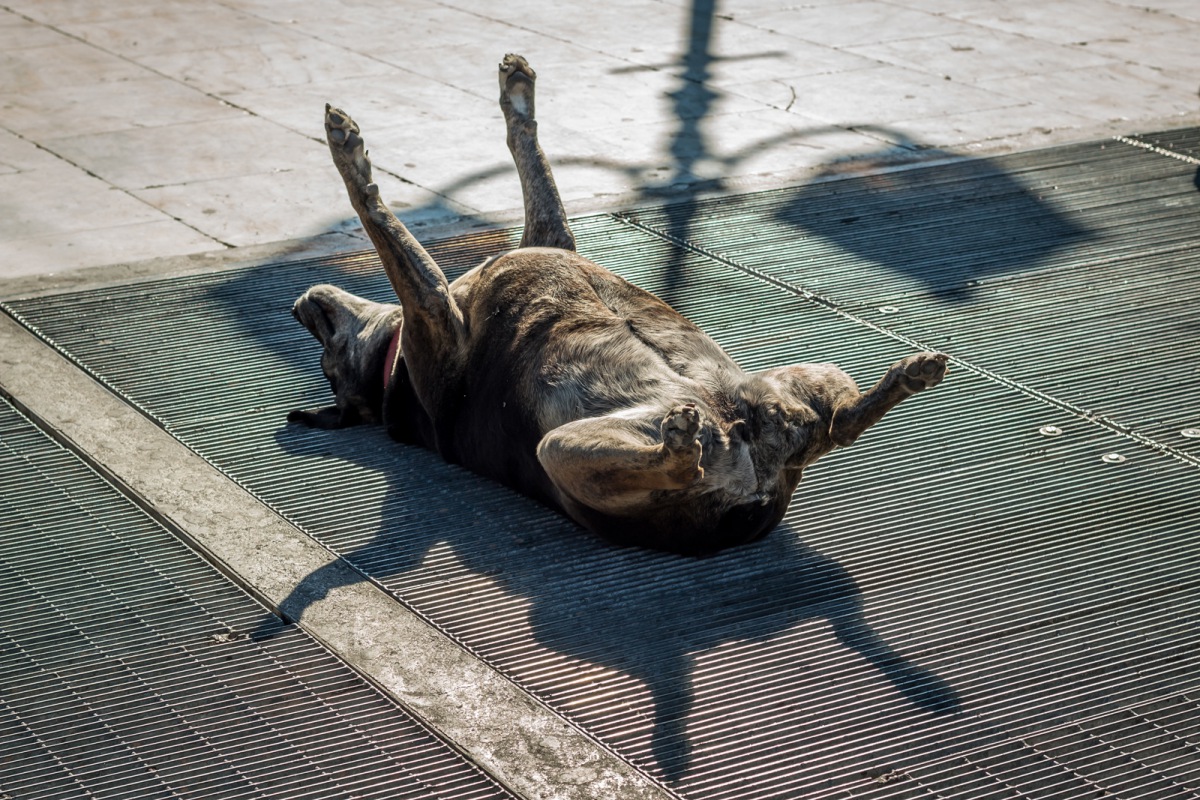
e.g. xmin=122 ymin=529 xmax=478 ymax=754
xmin=844 ymin=692 xmax=1200 ymax=799
xmin=621 ymin=138 xmax=1200 ymax=454
xmin=0 ymin=400 xmax=516 ymax=800
xmin=6 ymin=135 xmax=1200 ymax=798
xmin=1129 ymin=126 xmax=1200 ymax=161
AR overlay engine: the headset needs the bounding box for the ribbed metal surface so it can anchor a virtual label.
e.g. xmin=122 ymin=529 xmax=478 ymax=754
xmin=839 ymin=691 xmax=1200 ymax=799
xmin=0 ymin=400 xmax=515 ymax=800
xmin=6 ymin=135 xmax=1200 ymax=798
xmin=622 ymin=137 xmax=1200 ymax=454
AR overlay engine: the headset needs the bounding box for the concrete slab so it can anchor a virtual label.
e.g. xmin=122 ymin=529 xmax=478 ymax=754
xmin=0 ymin=221 xmax=220 ymax=278
xmin=138 ymin=36 xmax=404 ymax=95
xmin=0 ymin=10 xmax=71 ymax=49
xmin=728 ymin=63 xmax=1019 ymax=125
xmin=0 ymin=161 xmax=173 ymax=239
xmin=1 ymin=0 xmax=1198 ymax=280
xmin=59 ymin=5 xmax=292 ymax=54
xmin=843 ymin=28 xmax=1118 ymax=83
xmin=221 ymin=70 xmax=497 ymax=136
xmin=0 ymin=40 xmax=150 ymax=92
xmin=976 ymin=62 xmax=1199 ymax=124
xmin=2 ymin=0 xmax=210 ymax=25
xmin=733 ymin=1 xmax=979 ymax=48
xmin=1108 ymin=0 xmax=1200 ymax=23
xmin=41 ymin=113 xmax=328 ymax=191
xmin=1072 ymin=26 xmax=1200 ymax=74
xmin=0 ymin=77 xmax=244 ymax=140
xmin=131 ymin=165 xmax=450 ymax=248
xmin=908 ymin=0 xmax=1189 ymax=44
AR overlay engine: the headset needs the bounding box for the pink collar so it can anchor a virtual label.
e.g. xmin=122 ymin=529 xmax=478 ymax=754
xmin=383 ymin=327 xmax=402 ymax=391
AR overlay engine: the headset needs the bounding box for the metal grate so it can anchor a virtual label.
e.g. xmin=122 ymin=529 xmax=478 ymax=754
xmin=0 ymin=400 xmax=515 ymax=800
xmin=843 ymin=692 xmax=1200 ymax=799
xmin=5 ymin=132 xmax=1200 ymax=798
xmin=621 ymin=137 xmax=1200 ymax=455
xmin=1128 ymin=126 xmax=1200 ymax=161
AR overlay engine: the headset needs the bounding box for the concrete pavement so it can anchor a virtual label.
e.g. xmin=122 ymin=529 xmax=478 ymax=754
xmin=1 ymin=0 xmax=1197 ymax=285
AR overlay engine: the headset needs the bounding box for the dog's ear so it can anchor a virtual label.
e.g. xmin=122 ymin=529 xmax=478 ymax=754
xmin=287 ymin=405 xmax=361 ymax=429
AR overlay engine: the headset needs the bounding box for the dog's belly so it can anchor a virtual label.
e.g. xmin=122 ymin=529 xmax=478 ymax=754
xmin=455 ymin=247 xmax=740 ymax=419
xmin=436 ymin=247 xmax=741 ymax=511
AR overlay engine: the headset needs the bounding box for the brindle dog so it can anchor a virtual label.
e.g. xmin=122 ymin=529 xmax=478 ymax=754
xmin=290 ymin=54 xmax=947 ymax=555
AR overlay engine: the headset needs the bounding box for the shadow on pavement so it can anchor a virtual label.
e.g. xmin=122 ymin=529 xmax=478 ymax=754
xmin=250 ymin=418 xmax=959 ymax=783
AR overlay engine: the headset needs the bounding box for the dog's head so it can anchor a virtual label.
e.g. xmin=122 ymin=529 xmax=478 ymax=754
xmin=289 ymin=284 xmax=401 ymax=428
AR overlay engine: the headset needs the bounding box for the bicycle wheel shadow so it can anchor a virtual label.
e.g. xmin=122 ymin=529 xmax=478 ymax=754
xmin=250 ymin=418 xmax=960 ymax=784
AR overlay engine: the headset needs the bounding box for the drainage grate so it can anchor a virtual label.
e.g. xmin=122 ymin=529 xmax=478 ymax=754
xmin=5 ymin=134 xmax=1200 ymax=797
xmin=845 ymin=692 xmax=1200 ymax=799
xmin=0 ymin=399 xmax=515 ymax=800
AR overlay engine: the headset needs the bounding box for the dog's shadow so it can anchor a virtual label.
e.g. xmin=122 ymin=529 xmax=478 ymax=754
xmin=253 ymin=420 xmax=959 ymax=783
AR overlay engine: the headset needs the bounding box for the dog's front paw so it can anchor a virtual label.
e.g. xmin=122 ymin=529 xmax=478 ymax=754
xmin=498 ymin=53 xmax=536 ymax=119
xmin=324 ymin=104 xmax=379 ymax=201
xmin=661 ymin=404 xmax=704 ymax=486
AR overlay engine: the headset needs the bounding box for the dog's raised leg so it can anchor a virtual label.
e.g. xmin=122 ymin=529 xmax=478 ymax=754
xmin=538 ymin=404 xmax=705 ymax=514
xmin=499 ymin=54 xmax=576 ymax=251
xmin=829 ymin=352 xmax=948 ymax=446
xmin=324 ymin=105 xmax=465 ymax=416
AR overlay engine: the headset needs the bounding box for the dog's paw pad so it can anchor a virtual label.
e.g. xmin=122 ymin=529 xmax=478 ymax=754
xmin=324 ymin=104 xmax=373 ymax=190
xmin=897 ymin=352 xmax=949 ymax=392
xmin=498 ymin=53 xmax=536 ymax=119
xmin=662 ymin=403 xmax=702 ymax=451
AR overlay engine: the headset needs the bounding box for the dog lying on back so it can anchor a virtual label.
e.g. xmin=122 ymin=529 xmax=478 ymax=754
xmin=290 ymin=55 xmax=947 ymax=555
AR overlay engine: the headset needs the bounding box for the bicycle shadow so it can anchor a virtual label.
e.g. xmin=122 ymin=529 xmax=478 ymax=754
xmin=251 ymin=419 xmax=960 ymax=783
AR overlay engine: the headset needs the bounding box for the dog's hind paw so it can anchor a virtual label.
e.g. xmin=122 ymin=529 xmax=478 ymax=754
xmin=895 ymin=352 xmax=949 ymax=393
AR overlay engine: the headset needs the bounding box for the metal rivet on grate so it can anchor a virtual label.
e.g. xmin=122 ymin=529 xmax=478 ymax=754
xmin=1181 ymin=428 xmax=1200 ymax=438
xmin=1039 ymin=425 xmax=1064 ymax=437
xmin=1101 ymin=453 xmax=1127 ymax=464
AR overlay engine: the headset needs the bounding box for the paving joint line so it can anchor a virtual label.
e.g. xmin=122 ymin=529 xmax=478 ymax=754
xmin=610 ymin=211 xmax=1200 ymax=470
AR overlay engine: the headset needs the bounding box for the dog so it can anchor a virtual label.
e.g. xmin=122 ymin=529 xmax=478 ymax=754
xmin=289 ymin=54 xmax=947 ymax=555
